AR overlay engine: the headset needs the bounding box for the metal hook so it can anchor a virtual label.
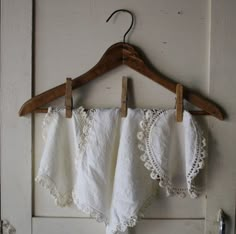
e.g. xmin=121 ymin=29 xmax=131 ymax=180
xmin=106 ymin=9 xmax=134 ymax=43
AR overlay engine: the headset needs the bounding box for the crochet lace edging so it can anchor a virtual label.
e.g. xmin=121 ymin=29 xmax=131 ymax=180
xmin=41 ymin=106 xmax=96 ymax=170
xmin=72 ymin=193 xmax=109 ymax=225
xmin=35 ymin=174 xmax=73 ymax=207
xmin=36 ymin=174 xmax=109 ymax=225
xmin=108 ymin=189 xmax=157 ymax=234
xmin=186 ymin=120 xmax=207 ymax=198
xmin=137 ymin=109 xmax=207 ymax=199
xmin=74 ymin=107 xmax=95 ymax=168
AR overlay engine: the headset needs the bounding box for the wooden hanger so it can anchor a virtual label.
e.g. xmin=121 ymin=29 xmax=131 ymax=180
xmin=19 ymin=9 xmax=224 ymax=120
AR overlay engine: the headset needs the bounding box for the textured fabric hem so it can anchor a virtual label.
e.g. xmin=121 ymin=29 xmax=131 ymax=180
xmin=36 ymin=174 xmax=109 ymax=226
xmin=72 ymin=192 xmax=109 ymax=225
xmin=137 ymin=109 xmax=207 ymax=198
xmin=35 ymin=174 xmax=73 ymax=207
xmin=108 ymin=189 xmax=157 ymax=234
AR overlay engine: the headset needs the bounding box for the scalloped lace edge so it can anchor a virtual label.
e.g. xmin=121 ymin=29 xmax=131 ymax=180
xmin=186 ymin=125 xmax=207 ymax=198
xmin=36 ymin=173 xmax=156 ymax=233
xmin=35 ymin=174 xmax=73 ymax=207
xmin=41 ymin=106 xmax=96 ymax=170
xmin=108 ymin=188 xmax=157 ymax=234
xmin=36 ymin=174 xmax=109 ymax=225
xmin=137 ymin=109 xmax=207 ymax=199
xmin=72 ymin=193 xmax=109 ymax=225
xmin=36 ymin=175 xmax=157 ymax=234
xmin=36 ymin=174 xmax=157 ymax=233
xmin=74 ymin=107 xmax=95 ymax=168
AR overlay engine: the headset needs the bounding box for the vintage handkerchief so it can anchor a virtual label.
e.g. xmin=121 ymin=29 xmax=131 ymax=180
xmin=107 ymin=109 xmax=157 ymax=234
xmin=35 ymin=106 xmax=120 ymax=224
xmin=35 ymin=107 xmax=78 ymax=206
xmin=137 ymin=109 xmax=207 ymax=198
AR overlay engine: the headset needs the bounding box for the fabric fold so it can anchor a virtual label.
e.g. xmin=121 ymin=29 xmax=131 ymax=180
xmin=73 ymin=107 xmax=120 ymax=224
xmin=106 ymin=109 xmax=157 ymax=234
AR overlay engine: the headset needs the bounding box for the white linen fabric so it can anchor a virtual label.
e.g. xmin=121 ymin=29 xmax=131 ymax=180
xmin=106 ymin=109 xmax=157 ymax=234
xmin=36 ymin=107 xmax=206 ymax=234
xmin=137 ymin=109 xmax=207 ymax=198
xmin=36 ymin=106 xmax=120 ymax=224
xmin=72 ymin=107 xmax=121 ymax=224
xmin=36 ymin=106 xmax=78 ymax=207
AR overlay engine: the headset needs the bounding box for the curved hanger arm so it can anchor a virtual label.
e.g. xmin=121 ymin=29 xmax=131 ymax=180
xmin=122 ymin=44 xmax=224 ymax=120
xmin=19 ymin=43 xmax=123 ymax=116
xmin=19 ymin=42 xmax=224 ymax=120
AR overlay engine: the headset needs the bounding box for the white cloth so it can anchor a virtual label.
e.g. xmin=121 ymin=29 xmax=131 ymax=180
xmin=36 ymin=107 xmax=206 ymax=233
xmin=72 ymin=107 xmax=120 ymax=224
xmin=107 ymin=109 xmax=156 ymax=234
xmin=36 ymin=106 xmax=120 ymax=224
xmin=36 ymin=107 xmax=78 ymax=206
xmin=137 ymin=109 xmax=207 ymax=198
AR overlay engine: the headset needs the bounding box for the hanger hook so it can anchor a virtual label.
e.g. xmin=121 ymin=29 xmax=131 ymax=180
xmin=106 ymin=9 xmax=134 ymax=43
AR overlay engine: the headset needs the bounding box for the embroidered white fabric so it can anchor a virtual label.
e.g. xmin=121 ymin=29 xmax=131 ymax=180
xmin=36 ymin=107 xmax=206 ymax=234
xmin=137 ymin=109 xmax=207 ymax=198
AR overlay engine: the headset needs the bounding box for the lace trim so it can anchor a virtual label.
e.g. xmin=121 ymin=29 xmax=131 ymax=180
xmin=109 ymin=187 xmax=157 ymax=234
xmin=41 ymin=106 xmax=96 ymax=169
xmin=36 ymin=174 xmax=157 ymax=233
xmin=72 ymin=192 xmax=109 ymax=225
xmin=186 ymin=118 xmax=207 ymax=198
xmin=137 ymin=109 xmax=207 ymax=199
xmin=42 ymin=106 xmax=79 ymax=141
xmin=74 ymin=107 xmax=96 ymax=168
xmin=35 ymin=174 xmax=73 ymax=207
xmin=113 ymin=216 xmax=138 ymax=233
xmin=36 ymin=174 xmax=108 ymax=224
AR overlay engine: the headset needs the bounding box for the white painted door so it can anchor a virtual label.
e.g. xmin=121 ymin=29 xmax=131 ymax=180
xmin=1 ymin=0 xmax=235 ymax=234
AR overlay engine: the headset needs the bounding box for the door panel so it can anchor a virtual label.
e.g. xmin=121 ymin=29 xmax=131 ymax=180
xmin=1 ymin=0 xmax=235 ymax=234
xmin=34 ymin=0 xmax=208 ymax=220
xmin=206 ymin=1 xmax=236 ymax=233
xmin=33 ymin=218 xmax=204 ymax=234
xmin=1 ymin=0 xmax=32 ymax=233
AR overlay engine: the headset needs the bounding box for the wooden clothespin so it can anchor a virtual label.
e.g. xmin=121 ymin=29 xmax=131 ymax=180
xmin=176 ymin=84 xmax=184 ymax=122
xmin=121 ymin=77 xmax=129 ymax=117
xmin=65 ymin=78 xmax=73 ymax=118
